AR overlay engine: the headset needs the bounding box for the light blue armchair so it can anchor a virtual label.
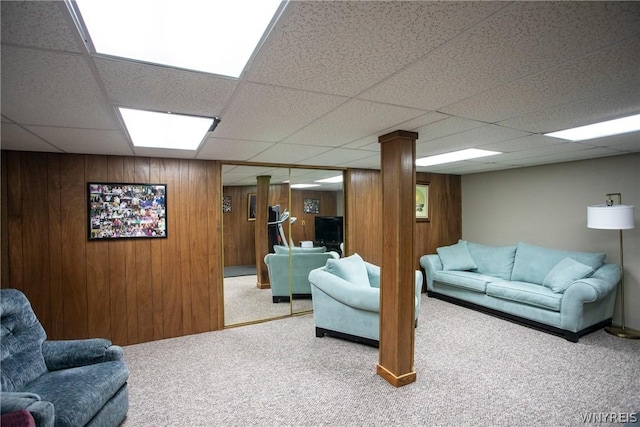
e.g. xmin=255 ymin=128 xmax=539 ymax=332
xmin=308 ymin=254 xmax=422 ymax=347
xmin=264 ymin=246 xmax=339 ymax=303
xmin=0 ymin=289 xmax=129 ymax=427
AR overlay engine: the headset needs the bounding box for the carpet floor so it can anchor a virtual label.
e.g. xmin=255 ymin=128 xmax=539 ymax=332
xmin=122 ymin=296 xmax=639 ymax=426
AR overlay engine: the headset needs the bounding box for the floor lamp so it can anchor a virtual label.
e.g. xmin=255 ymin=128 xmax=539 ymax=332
xmin=587 ymin=193 xmax=638 ymax=339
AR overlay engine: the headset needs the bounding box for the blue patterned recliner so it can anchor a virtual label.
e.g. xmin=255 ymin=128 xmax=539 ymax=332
xmin=0 ymin=288 xmax=129 ymax=427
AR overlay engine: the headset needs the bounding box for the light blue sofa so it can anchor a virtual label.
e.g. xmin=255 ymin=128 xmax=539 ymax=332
xmin=420 ymin=241 xmax=620 ymax=342
xmin=309 ymin=254 xmax=423 ymax=347
xmin=1 ymin=289 xmax=129 ymax=426
xmin=264 ymin=245 xmax=340 ymax=303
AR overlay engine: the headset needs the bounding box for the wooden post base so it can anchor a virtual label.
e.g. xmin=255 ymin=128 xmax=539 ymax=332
xmin=376 ymin=364 xmax=416 ymax=387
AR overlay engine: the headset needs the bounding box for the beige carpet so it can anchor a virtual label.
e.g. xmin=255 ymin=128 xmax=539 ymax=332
xmin=122 ymin=296 xmax=640 ymax=426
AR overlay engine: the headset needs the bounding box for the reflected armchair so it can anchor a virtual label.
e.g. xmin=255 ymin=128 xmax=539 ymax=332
xmin=308 ymin=254 xmax=422 ymax=347
xmin=0 ymin=289 xmax=129 ymax=427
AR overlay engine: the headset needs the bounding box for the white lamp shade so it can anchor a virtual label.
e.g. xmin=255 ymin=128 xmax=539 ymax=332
xmin=587 ymin=204 xmax=635 ymax=230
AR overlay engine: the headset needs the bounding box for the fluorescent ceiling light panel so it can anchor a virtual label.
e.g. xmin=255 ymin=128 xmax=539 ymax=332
xmin=315 ymin=175 xmax=343 ymax=183
xmin=544 ymin=114 xmax=640 ymax=141
xmin=416 ymin=148 xmax=501 ymax=166
xmin=119 ymin=108 xmax=213 ymax=150
xmin=75 ymin=0 xmax=282 ymax=78
xmin=290 ymin=184 xmax=321 ymax=189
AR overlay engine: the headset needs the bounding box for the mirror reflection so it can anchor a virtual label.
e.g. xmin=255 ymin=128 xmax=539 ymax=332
xmin=222 ymin=165 xmax=344 ymax=326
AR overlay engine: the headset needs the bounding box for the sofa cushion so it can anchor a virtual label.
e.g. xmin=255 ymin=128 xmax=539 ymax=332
xmin=433 ymin=271 xmax=498 ymax=293
xmin=467 ymin=242 xmax=517 ymax=280
xmin=511 ymin=242 xmax=606 ymax=285
xmin=486 ymin=281 xmax=562 ymax=312
xmin=437 ymin=241 xmax=477 ymax=271
xmin=273 ymin=245 xmax=326 ymax=254
xmin=25 ymin=361 xmax=129 ymax=427
xmin=325 ymin=253 xmax=370 ymax=287
xmin=542 ymin=257 xmax=594 ymax=293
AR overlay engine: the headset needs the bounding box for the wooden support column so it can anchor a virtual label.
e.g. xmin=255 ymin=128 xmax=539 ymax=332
xmin=255 ymin=175 xmax=271 ymax=289
xmin=376 ymin=130 xmax=418 ymax=387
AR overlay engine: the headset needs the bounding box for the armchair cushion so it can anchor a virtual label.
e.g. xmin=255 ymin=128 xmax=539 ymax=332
xmin=325 ymin=253 xmax=370 ymax=287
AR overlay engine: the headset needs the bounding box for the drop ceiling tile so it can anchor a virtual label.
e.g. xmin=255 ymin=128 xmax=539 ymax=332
xmin=213 ymin=82 xmax=347 ymax=142
xmin=416 ymin=124 xmax=531 ymax=157
xmin=1 ymin=1 xmax=84 ymax=52
xmin=577 ymin=131 xmax=640 ymax=150
xmin=504 ymin=147 xmax=622 ymax=166
xmin=0 ymin=124 xmax=63 ymax=153
xmin=94 ymin=58 xmax=238 ymax=117
xmin=248 ymin=1 xmax=504 ymax=96
xmin=415 ymin=117 xmax=486 ymax=143
xmin=197 ymin=138 xmax=275 ymax=161
xmin=296 ymin=148 xmax=375 ymax=166
xmin=360 ymin=2 xmax=640 ymax=111
xmin=26 ymin=126 xmax=134 ymax=156
xmin=478 ymin=134 xmax=563 ymax=154
xmin=443 ymin=37 xmax=640 ymax=123
xmin=133 ymin=147 xmax=197 ymax=159
xmin=498 ymin=89 xmax=640 ymax=134
xmin=1 ymin=47 xmax=119 ymax=129
xmin=283 ymin=99 xmax=426 ymax=147
xmin=338 ymin=154 xmax=380 ymax=170
xmin=248 ymin=143 xmax=332 ymax=164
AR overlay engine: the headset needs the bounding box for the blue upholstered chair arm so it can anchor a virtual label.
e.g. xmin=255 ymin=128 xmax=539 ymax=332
xmin=419 ymin=254 xmax=442 ymax=291
xmin=309 ymin=269 xmax=380 ymax=312
xmin=42 ymin=338 xmax=124 ymax=371
xmin=0 ymin=392 xmax=54 ymax=427
xmin=365 ymin=262 xmax=381 ymax=288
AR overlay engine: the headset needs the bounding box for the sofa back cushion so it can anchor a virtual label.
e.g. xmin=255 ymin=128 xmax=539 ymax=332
xmin=466 ymin=242 xmax=517 ymax=280
xmin=0 ymin=289 xmax=48 ymax=392
xmin=325 ymin=253 xmax=370 ymax=287
xmin=511 ymin=242 xmax=606 ymax=285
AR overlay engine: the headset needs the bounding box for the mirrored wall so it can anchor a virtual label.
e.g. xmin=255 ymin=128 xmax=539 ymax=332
xmin=222 ymin=164 xmax=345 ymax=326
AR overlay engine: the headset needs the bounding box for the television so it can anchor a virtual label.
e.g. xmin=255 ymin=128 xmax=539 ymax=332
xmin=314 ymin=216 xmax=343 ymax=245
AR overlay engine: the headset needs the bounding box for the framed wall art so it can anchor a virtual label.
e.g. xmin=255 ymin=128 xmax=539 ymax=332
xmin=88 ymin=183 xmax=167 ymax=240
xmin=303 ymin=198 xmax=320 ymax=214
xmin=248 ymin=193 xmax=257 ymax=221
xmin=416 ymin=182 xmax=430 ymax=222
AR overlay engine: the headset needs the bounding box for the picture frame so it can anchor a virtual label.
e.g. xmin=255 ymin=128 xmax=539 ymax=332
xmin=248 ymin=193 xmax=257 ymax=221
xmin=416 ymin=182 xmax=430 ymax=222
xmin=88 ymin=182 xmax=167 ymax=240
xmin=303 ymin=198 xmax=320 ymax=214
xmin=223 ymin=195 xmax=232 ymax=213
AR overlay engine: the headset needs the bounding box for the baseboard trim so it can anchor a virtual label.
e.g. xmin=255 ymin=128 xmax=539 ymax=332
xmin=426 ymin=291 xmax=611 ymax=342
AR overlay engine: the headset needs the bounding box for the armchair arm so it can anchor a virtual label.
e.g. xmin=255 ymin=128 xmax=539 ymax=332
xmin=365 ymin=262 xmax=381 ymax=288
xmin=1 ymin=392 xmax=54 ymax=427
xmin=309 ymin=269 xmax=380 ymax=312
xmin=42 ymin=338 xmax=124 ymax=371
xmin=419 ymin=254 xmax=442 ymax=291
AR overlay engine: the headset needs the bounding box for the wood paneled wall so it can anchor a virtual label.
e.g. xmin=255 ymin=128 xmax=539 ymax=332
xmin=1 ymin=151 xmax=223 ymax=345
xmin=345 ymin=169 xmax=461 ymax=271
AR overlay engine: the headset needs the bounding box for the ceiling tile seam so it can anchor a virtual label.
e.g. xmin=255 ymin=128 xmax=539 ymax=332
xmin=349 ymin=2 xmax=515 ymax=105
xmin=3 ymin=122 xmax=67 ymax=153
xmin=438 ymin=35 xmax=640 ymax=125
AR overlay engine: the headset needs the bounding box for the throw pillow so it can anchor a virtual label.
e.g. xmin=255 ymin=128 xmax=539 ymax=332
xmin=325 ymin=253 xmax=370 ymax=287
xmin=542 ymin=257 xmax=594 ymax=293
xmin=437 ymin=241 xmax=477 ymax=271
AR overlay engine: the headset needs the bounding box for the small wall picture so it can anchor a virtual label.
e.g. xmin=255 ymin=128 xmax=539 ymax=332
xmin=248 ymin=193 xmax=257 ymax=221
xmin=223 ymin=195 xmax=232 ymax=213
xmin=303 ymin=198 xmax=320 ymax=214
xmin=416 ymin=183 xmax=430 ymax=221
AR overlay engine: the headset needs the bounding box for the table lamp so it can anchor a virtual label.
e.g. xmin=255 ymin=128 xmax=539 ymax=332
xmin=587 ymin=193 xmax=638 ymax=339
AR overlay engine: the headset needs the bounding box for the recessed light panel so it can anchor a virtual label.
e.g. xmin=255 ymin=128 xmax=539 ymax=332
xmin=119 ymin=108 xmax=214 ymax=150
xmin=545 ymin=114 xmax=640 ymax=141
xmin=75 ymin=0 xmax=283 ymax=78
xmin=416 ymin=148 xmax=501 ymax=167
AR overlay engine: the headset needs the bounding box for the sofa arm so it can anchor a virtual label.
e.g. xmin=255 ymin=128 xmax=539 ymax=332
xmin=42 ymin=338 xmax=124 ymax=371
xmin=419 ymin=254 xmax=442 ymax=291
xmin=564 ymin=263 xmax=621 ymax=303
xmin=365 ymin=262 xmax=381 ymax=288
xmin=1 ymin=392 xmax=54 ymax=427
xmin=309 ymin=269 xmax=380 ymax=312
